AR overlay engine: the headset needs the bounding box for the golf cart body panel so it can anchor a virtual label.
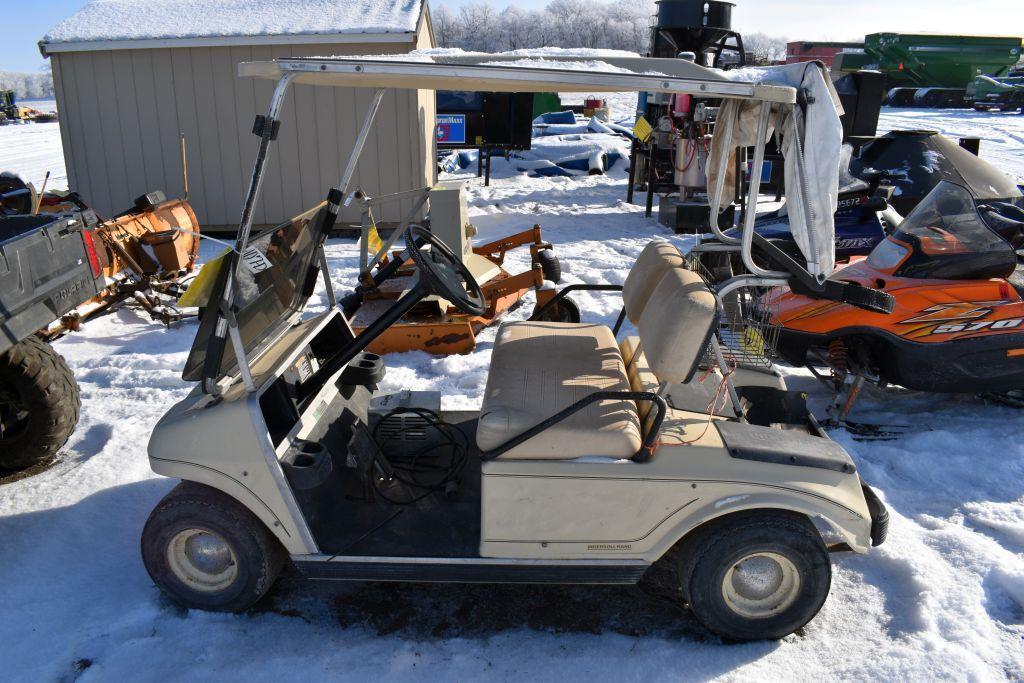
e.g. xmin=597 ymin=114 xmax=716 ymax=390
xmin=150 ymin=301 xmax=874 ymax=559
xmin=150 ymin=310 xmax=355 ymax=555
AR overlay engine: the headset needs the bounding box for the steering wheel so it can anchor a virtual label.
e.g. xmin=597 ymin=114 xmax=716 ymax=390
xmin=404 ymin=225 xmax=487 ymax=316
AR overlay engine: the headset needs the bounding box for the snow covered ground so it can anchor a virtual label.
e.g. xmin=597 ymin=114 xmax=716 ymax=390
xmin=0 ymin=105 xmax=65 ymax=191
xmin=2 ymin=103 xmax=1024 ymax=681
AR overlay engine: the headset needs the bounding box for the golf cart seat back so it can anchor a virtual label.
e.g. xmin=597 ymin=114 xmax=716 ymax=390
xmin=636 ymin=268 xmax=718 ymax=385
xmin=622 ymin=240 xmax=686 ymax=324
xmin=477 ymin=262 xmax=717 ymax=461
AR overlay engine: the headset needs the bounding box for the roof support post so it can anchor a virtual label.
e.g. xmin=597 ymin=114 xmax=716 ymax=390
xmin=739 ymin=102 xmax=789 ymax=280
xmin=337 ymin=88 xmax=386 ymax=198
xmin=204 ymin=73 xmax=295 ymax=395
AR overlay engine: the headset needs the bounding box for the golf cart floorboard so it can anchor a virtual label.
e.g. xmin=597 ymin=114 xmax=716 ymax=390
xmin=311 ymin=412 xmax=483 ymax=559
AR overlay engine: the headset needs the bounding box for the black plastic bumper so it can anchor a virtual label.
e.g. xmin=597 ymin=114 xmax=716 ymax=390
xmin=860 ymin=481 xmax=889 ymax=547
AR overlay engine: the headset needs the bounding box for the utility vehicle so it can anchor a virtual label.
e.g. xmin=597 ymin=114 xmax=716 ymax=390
xmin=142 ymin=54 xmax=888 ymax=642
xmin=1 ymin=173 xmax=200 ymax=470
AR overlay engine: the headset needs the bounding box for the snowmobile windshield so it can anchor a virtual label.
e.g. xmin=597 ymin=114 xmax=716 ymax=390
xmin=868 ymin=181 xmax=1017 ymax=280
xmin=182 ymin=203 xmax=329 ymax=382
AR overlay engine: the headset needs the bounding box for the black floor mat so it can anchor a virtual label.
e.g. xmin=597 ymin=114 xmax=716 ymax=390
xmin=312 ymin=411 xmax=482 ymax=558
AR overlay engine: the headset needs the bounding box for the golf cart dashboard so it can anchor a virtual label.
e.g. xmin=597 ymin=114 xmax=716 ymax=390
xmin=258 ymin=312 xmax=357 ymax=446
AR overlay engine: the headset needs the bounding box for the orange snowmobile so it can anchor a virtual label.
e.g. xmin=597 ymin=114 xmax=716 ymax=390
xmin=764 ymin=180 xmax=1024 ymax=423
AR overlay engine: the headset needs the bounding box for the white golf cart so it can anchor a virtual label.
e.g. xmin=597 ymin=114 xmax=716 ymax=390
xmin=142 ymin=54 xmax=888 ymax=641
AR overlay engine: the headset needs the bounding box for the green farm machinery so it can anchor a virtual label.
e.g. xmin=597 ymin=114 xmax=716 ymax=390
xmin=835 ymin=33 xmax=1023 ymax=108
xmin=967 ymin=65 xmax=1024 ymax=112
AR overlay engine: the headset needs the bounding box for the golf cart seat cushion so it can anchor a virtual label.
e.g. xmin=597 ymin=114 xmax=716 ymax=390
xmin=637 ymin=267 xmax=718 ymax=385
xmin=622 ymin=240 xmax=685 ymax=324
xmin=477 ymin=321 xmax=642 ymax=459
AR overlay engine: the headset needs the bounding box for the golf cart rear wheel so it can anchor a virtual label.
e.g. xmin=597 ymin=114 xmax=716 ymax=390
xmin=0 ymin=336 xmax=80 ymax=470
xmin=678 ymin=510 xmax=831 ymax=641
xmin=141 ymin=482 xmax=286 ymax=612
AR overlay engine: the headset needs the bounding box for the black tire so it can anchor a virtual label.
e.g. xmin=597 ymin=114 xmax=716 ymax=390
xmin=531 ymin=295 xmax=581 ymax=323
xmin=537 ymin=248 xmax=561 ymax=284
xmin=0 ymin=172 xmax=35 ymax=215
xmin=0 ymin=336 xmax=80 ymax=470
xmin=678 ymin=510 xmax=831 ymax=641
xmin=141 ymin=482 xmax=287 ymax=612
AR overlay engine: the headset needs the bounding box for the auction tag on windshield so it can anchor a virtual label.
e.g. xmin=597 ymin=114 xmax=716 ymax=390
xmin=240 ymin=246 xmax=272 ymax=274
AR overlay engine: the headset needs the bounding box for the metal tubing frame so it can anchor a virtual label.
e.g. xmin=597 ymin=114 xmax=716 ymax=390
xmin=716 ymin=275 xmax=789 ymax=301
xmin=213 ymin=79 xmax=389 ymax=393
xmin=529 ymin=284 xmax=624 ymax=321
xmin=206 ymin=73 xmax=296 ymax=395
xmin=739 ymin=102 xmax=788 ymax=280
xmin=480 ymin=391 xmax=668 ymax=463
xmin=339 ymin=89 xmax=386 ymax=200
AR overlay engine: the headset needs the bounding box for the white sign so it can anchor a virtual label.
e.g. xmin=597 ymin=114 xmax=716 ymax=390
xmin=241 ymin=246 xmax=272 ymax=274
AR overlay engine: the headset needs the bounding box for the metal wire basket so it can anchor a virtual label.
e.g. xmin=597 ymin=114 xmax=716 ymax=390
xmin=686 ymin=250 xmax=781 ymax=369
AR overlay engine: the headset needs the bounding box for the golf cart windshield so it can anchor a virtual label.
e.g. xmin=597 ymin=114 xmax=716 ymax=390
xmin=867 ymin=181 xmax=1016 ymax=280
xmin=183 ymin=204 xmax=328 ymax=382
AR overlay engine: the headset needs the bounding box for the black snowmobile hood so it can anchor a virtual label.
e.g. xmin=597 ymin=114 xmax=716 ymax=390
xmin=852 ymin=130 xmax=1022 ymax=215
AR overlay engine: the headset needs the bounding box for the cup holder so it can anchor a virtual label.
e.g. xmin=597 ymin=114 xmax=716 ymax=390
xmin=340 ymin=351 xmax=386 ymax=387
xmin=281 ymin=439 xmax=333 ymax=490
xmin=292 ymin=453 xmax=315 ymax=467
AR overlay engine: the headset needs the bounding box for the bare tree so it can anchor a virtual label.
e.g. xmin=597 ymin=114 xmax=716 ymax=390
xmin=431 ymin=0 xmax=658 ymax=55
xmin=432 ymin=5 xmax=461 ymax=48
xmin=0 ymin=70 xmax=54 ymax=99
xmin=458 ymin=2 xmax=500 ymax=52
xmin=744 ymin=32 xmax=789 ymax=65
xmin=499 ymin=6 xmax=531 ymax=51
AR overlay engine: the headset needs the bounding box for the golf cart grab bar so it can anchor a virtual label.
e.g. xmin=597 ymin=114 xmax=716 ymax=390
xmin=479 ymin=391 xmax=668 ymax=463
xmin=529 ymin=284 xmax=624 ymax=320
xmin=744 ymin=232 xmax=895 ymax=314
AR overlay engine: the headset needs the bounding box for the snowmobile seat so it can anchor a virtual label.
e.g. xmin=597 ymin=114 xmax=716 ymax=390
xmin=477 ymin=265 xmax=717 ymax=460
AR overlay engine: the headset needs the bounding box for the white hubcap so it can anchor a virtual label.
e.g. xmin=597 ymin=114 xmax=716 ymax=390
xmin=166 ymin=528 xmax=238 ymax=592
xmin=721 ymin=552 xmax=801 ymax=619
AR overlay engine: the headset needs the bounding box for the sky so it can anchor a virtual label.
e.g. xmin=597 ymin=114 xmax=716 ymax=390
xmin=1 ymin=0 xmax=1022 ymax=72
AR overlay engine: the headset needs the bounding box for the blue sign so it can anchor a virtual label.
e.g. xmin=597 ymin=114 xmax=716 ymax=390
xmin=745 ymin=160 xmax=773 ymax=183
xmin=436 ymin=114 xmax=466 ymax=145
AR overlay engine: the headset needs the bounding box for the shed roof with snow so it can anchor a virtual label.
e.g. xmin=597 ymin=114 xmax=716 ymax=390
xmin=42 ymin=0 xmax=424 ymax=53
xmin=39 ymin=0 xmax=436 ymax=228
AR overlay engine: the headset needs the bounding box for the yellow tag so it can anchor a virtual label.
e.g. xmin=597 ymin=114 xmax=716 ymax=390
xmin=739 ymin=326 xmax=766 ymax=357
xmin=367 ymin=223 xmax=383 ymax=255
xmin=177 ymin=248 xmax=229 ymax=308
xmin=632 ymin=116 xmax=653 ymax=142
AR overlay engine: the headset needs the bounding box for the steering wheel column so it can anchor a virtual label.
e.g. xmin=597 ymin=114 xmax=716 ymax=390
xmin=301 ymin=226 xmax=486 ymax=397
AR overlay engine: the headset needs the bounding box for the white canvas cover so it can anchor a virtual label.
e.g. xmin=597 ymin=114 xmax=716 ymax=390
xmin=707 ymin=62 xmax=844 ymax=277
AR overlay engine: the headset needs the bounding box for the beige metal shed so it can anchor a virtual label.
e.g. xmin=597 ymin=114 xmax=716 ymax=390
xmin=39 ymin=0 xmax=436 ymax=230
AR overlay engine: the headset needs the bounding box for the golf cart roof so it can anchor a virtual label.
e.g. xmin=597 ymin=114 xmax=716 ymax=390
xmin=237 ymin=53 xmax=797 ymax=104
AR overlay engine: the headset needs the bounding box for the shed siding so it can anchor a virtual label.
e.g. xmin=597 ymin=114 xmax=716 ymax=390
xmin=51 ymin=35 xmax=435 ymax=229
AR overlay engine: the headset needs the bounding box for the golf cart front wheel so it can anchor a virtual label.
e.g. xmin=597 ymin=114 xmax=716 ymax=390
xmin=678 ymin=511 xmax=831 ymax=641
xmin=141 ymin=482 xmax=286 ymax=612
